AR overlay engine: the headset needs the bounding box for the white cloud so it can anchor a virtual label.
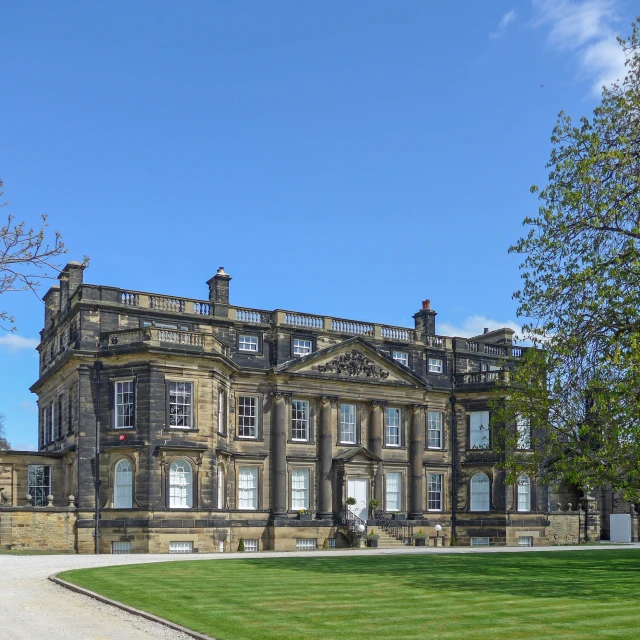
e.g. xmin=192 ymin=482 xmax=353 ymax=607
xmin=533 ymin=0 xmax=626 ymax=94
xmin=490 ymin=10 xmax=517 ymax=38
xmin=18 ymin=400 xmax=38 ymax=415
xmin=438 ymin=315 xmax=523 ymax=339
xmin=0 ymin=334 xmax=39 ymax=351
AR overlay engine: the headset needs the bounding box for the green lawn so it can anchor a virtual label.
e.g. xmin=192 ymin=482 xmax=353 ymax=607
xmin=60 ymin=550 xmax=640 ymax=640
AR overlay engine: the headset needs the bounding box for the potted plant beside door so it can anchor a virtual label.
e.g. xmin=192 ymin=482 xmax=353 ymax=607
xmin=368 ymin=498 xmax=381 ymax=519
xmin=365 ymin=528 xmax=379 ymax=548
xmin=414 ymin=527 xmax=428 ymax=547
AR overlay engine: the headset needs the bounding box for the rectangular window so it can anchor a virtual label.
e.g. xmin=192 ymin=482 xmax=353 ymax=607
xmin=244 ymin=539 xmax=259 ymax=552
xmin=218 ymin=389 xmax=226 ymax=434
xmin=112 ymin=541 xmax=132 ymax=554
xmin=238 ymin=335 xmax=259 ymax=352
xmin=168 ymin=381 xmax=193 ymax=429
xmin=291 ymin=468 xmax=310 ymax=510
xmin=385 ymin=407 xmax=401 ymax=447
xmin=293 ymin=338 xmax=312 ymax=357
xmin=471 ymin=537 xmax=490 ymax=547
xmin=67 ymin=386 xmax=74 ymax=433
xmin=518 ymin=536 xmax=533 ymax=547
xmin=238 ymin=467 xmax=258 ymax=509
xmin=470 ymin=411 xmax=490 ymax=449
xmin=115 ymin=381 xmax=135 ymax=429
xmin=291 ymin=400 xmax=309 ymax=441
xmin=238 ymin=396 xmax=258 ymax=438
xmin=427 ymin=411 xmax=443 ymax=449
xmin=339 ymin=404 xmax=357 ymax=444
xmin=392 ymin=351 xmax=408 ymax=366
xmin=328 ymin=538 xmax=336 ymax=549
xmin=295 ymin=539 xmax=317 ymax=551
xmin=516 ymin=415 xmax=531 ymax=449
xmin=28 ymin=465 xmax=51 ymax=506
xmin=169 ymin=541 xmax=194 ymax=554
xmin=385 ymin=472 xmax=401 ymax=511
xmin=428 ymin=357 xmax=443 ymax=374
xmin=49 ymin=401 xmax=55 ymax=443
xmin=56 ymin=395 xmax=63 ymax=439
xmin=428 ymin=473 xmax=443 ymax=511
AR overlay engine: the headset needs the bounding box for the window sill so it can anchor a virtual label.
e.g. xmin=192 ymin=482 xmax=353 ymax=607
xmin=337 ymin=441 xmax=359 ymax=447
xmin=234 ymin=436 xmax=264 ymax=443
xmin=426 ymin=447 xmax=444 ymax=451
xmin=217 ymin=431 xmax=227 ymax=438
xmin=163 ymin=428 xmax=199 ymax=433
xmin=288 ymin=440 xmax=314 ymax=445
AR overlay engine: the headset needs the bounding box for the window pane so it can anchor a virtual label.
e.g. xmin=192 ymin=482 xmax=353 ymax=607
xmin=238 ymin=396 xmax=257 ymax=438
xmin=385 ymin=408 xmax=401 ymax=446
xmin=291 ymin=468 xmax=309 ymax=510
xmin=518 ymin=536 xmax=533 ymax=547
xmin=169 ymin=541 xmax=193 ymax=553
xmin=471 ymin=537 xmax=490 ymax=547
xmin=428 ymin=473 xmax=443 ymax=511
xmin=470 ymin=473 xmax=490 ymax=511
xmin=244 ymin=539 xmax=259 ymax=552
xmin=470 ymin=411 xmax=490 ymax=449
xmin=112 ymin=541 xmax=132 ymax=554
xmin=169 ymin=381 xmax=192 ymax=428
xmin=115 ymin=381 xmax=135 ymax=429
xmin=517 ymin=474 xmax=530 ymax=512
xmin=428 ymin=411 xmax=443 ymax=448
xmin=293 ymin=339 xmax=312 ymax=356
xmin=428 ymin=357 xmax=443 ymax=373
xmin=218 ymin=389 xmax=225 ymax=433
xmin=517 ymin=415 xmax=531 ymax=449
xmin=169 ymin=459 xmax=193 ymax=508
xmin=114 ymin=459 xmax=133 ymax=508
xmin=239 ymin=335 xmax=259 ymax=351
xmin=292 ymin=400 xmax=309 ymax=440
xmin=392 ymin=351 xmax=408 ymax=366
xmin=28 ymin=465 xmax=51 ymax=507
xmin=340 ymin=404 xmax=356 ymax=443
xmin=238 ymin=467 xmax=258 ymax=509
xmin=386 ymin=472 xmax=401 ymax=511
xmin=295 ymin=539 xmax=317 ymax=550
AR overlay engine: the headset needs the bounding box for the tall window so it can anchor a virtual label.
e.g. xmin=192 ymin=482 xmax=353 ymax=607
xmin=56 ymin=395 xmax=63 ymax=439
xmin=291 ymin=468 xmax=310 ymax=510
xmin=217 ymin=465 xmax=224 ymax=509
xmin=169 ymin=381 xmax=193 ymax=429
xmin=470 ymin=473 xmax=490 ymax=511
xmin=169 ymin=459 xmax=193 ymax=508
xmin=40 ymin=406 xmax=46 ymax=448
xmin=385 ymin=407 xmax=401 ymax=447
xmin=49 ymin=401 xmax=55 ymax=443
xmin=114 ymin=459 xmax=133 ymax=508
xmin=292 ymin=400 xmax=309 ymax=441
xmin=516 ymin=415 xmax=531 ymax=450
xmin=217 ymin=389 xmax=226 ymax=434
xmin=392 ymin=351 xmax=408 ymax=366
xmin=517 ymin=474 xmax=531 ymax=512
xmin=238 ymin=467 xmax=258 ymax=509
xmin=115 ymin=381 xmax=135 ymax=429
xmin=470 ymin=411 xmax=490 ymax=449
xmin=67 ymin=386 xmax=75 ymax=433
xmin=28 ymin=465 xmax=51 ymax=506
xmin=238 ymin=396 xmax=257 ymax=438
xmin=238 ymin=335 xmax=259 ymax=352
xmin=339 ymin=404 xmax=356 ymax=444
xmin=386 ymin=472 xmax=401 ymax=511
xmin=293 ymin=338 xmax=312 ymax=357
xmin=428 ymin=411 xmax=443 ymax=449
xmin=428 ymin=473 xmax=443 ymax=511
xmin=428 ymin=357 xmax=443 ymax=373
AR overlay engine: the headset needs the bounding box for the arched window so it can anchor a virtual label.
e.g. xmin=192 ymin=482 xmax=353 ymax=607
xmin=470 ymin=473 xmax=490 ymax=511
xmin=169 ymin=459 xmax=193 ymax=508
xmin=517 ymin=474 xmax=531 ymax=512
xmin=114 ymin=459 xmax=133 ymax=508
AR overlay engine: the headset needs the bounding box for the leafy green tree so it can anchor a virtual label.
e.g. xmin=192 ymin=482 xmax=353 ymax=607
xmin=0 ymin=413 xmax=10 ymax=450
xmin=494 ymin=19 xmax=640 ymax=501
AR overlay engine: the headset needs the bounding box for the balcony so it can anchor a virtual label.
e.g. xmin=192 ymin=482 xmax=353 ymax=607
xmin=455 ymin=370 xmax=511 ymax=388
xmin=99 ymin=327 xmax=227 ymax=355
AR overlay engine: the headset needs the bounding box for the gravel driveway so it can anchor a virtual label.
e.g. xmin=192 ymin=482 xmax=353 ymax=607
xmin=2 ymin=544 xmax=638 ymax=640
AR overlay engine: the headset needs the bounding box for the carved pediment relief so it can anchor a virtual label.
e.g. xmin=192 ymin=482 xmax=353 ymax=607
xmin=317 ymin=349 xmax=390 ymax=379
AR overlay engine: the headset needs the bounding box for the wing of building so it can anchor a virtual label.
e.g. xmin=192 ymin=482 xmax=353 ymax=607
xmin=0 ymin=262 xmax=618 ymax=553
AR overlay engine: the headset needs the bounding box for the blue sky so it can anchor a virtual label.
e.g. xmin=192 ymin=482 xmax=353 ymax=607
xmin=0 ymin=1 xmax=636 ymax=449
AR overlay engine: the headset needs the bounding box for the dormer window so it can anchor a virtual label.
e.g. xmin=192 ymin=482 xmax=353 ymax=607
xmin=293 ymin=338 xmax=312 ymax=357
xmin=428 ymin=357 xmax=443 ymax=374
xmin=392 ymin=351 xmax=408 ymax=367
xmin=238 ymin=335 xmax=259 ymax=352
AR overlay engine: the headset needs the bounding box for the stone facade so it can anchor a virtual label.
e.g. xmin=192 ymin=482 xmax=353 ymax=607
xmin=1 ymin=262 xmax=617 ymax=553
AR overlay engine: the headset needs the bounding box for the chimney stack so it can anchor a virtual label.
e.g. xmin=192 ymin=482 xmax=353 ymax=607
xmin=413 ymin=298 xmax=437 ymax=336
xmin=207 ymin=267 xmax=232 ymax=317
xmin=484 ymin=327 xmax=489 ymax=334
xmin=58 ymin=261 xmax=86 ymax=312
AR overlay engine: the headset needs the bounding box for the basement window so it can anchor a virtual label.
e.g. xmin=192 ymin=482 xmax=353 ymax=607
xmin=112 ymin=541 xmax=132 ymax=554
xmin=169 ymin=541 xmax=194 ymax=554
xmin=244 ymin=539 xmax=259 ymax=552
xmin=296 ymin=539 xmax=317 ymax=551
xmin=518 ymin=536 xmax=534 ymax=547
xmin=470 ymin=537 xmax=490 ymax=547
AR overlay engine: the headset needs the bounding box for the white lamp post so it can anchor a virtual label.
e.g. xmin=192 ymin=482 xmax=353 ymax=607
xmin=435 ymin=524 xmax=442 ymax=547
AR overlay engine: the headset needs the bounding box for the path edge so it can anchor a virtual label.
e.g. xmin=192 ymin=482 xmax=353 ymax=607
xmin=49 ymin=573 xmax=218 ymax=640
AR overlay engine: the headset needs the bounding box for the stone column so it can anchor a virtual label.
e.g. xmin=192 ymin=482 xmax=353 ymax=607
xmin=369 ymin=401 xmax=384 ymax=505
xmin=318 ymin=397 xmax=334 ymax=519
xmin=409 ymin=404 xmax=425 ymax=520
xmin=271 ymin=392 xmax=288 ymax=516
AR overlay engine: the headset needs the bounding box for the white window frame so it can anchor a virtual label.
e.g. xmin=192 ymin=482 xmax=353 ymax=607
xmin=50 ymin=401 xmax=55 ymax=443
xmin=238 ymin=334 xmax=259 ymax=352
xmin=295 ymin=539 xmax=317 ymax=551
xmin=470 ymin=411 xmax=490 ymax=449
xmin=517 ymin=474 xmax=531 ymax=512
xmin=244 ymin=539 xmax=259 ymax=552
xmin=291 ymin=399 xmax=310 ymax=441
xmin=169 ymin=458 xmax=193 ymax=509
xmin=385 ymin=472 xmax=401 ymax=512
xmin=470 ymin=473 xmax=490 ymax=512
xmin=516 ymin=415 xmax=531 ymax=450
xmin=112 ymin=541 xmax=132 ymax=554
xmin=328 ymin=538 xmax=336 ymax=549
xmin=428 ymin=357 xmax=443 ymax=374
xmin=169 ymin=541 xmax=194 ymax=554
xmin=293 ymin=338 xmax=312 ymax=357
xmin=518 ymin=536 xmax=533 ymax=547
xmin=339 ymin=403 xmax=357 ymax=444
xmin=471 ymin=537 xmax=490 ymax=547
xmin=392 ymin=351 xmax=408 ymax=367
xmin=291 ymin=468 xmax=310 ymax=511
xmin=428 ymin=473 xmax=443 ymax=511
xmin=115 ymin=380 xmax=135 ymax=429
xmin=427 ymin=411 xmax=443 ymax=449
xmin=168 ymin=381 xmax=193 ymax=429
xmin=114 ymin=459 xmax=133 ymax=508
xmin=238 ymin=466 xmax=258 ymax=510
xmin=238 ymin=395 xmax=258 ymax=438
xmin=217 ymin=389 xmax=226 ymax=434
xmin=217 ymin=465 xmax=224 ymax=509
xmin=385 ymin=407 xmax=401 ymax=447
xmin=28 ymin=465 xmax=51 ymax=507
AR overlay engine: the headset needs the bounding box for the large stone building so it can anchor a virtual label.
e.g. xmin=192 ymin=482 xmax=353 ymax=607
xmin=0 ymin=262 xmax=601 ymax=553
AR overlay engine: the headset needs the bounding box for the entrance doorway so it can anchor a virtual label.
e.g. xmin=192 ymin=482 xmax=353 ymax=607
xmin=347 ymin=478 xmax=369 ymax=522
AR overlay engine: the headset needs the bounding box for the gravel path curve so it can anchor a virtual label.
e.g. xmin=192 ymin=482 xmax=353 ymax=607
xmin=2 ymin=543 xmax=639 ymax=640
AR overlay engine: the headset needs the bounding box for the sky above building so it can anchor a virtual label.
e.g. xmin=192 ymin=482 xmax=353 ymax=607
xmin=0 ymin=0 xmax=636 ymax=449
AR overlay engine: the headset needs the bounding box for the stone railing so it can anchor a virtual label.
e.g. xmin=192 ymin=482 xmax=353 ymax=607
xmin=455 ymin=370 xmax=510 ymax=385
xmin=331 ymin=318 xmax=375 ymax=336
xmin=119 ymin=291 xmax=211 ymax=316
xmin=234 ymin=307 xmax=273 ymax=325
xmin=101 ymin=328 xmax=220 ymax=352
xmin=283 ymin=312 xmax=324 ymax=329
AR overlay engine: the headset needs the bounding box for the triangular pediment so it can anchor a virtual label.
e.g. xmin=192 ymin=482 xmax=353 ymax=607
xmin=333 ymin=446 xmax=382 ymax=463
xmin=276 ymin=337 xmax=429 ymax=387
